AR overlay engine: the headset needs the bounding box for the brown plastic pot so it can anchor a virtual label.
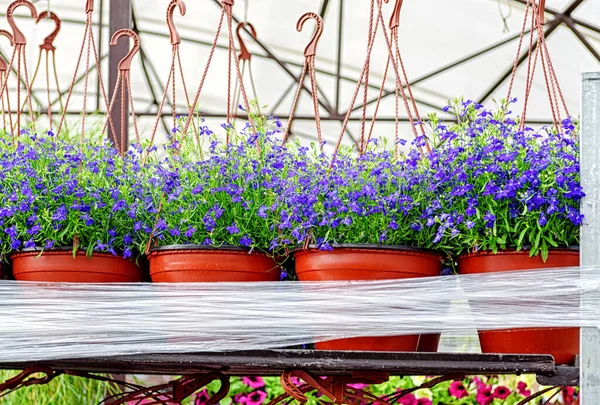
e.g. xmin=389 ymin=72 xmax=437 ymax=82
xmin=294 ymin=244 xmax=443 ymax=352
xmin=148 ymin=245 xmax=281 ymax=282
xmin=458 ymin=249 xmax=579 ymax=365
xmin=11 ymin=249 xmax=144 ymax=283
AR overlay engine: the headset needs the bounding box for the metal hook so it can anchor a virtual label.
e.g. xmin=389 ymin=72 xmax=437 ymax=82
xmin=0 ymin=30 xmax=14 ymax=72
xmin=297 ymin=12 xmax=323 ymax=57
xmin=384 ymin=0 xmax=403 ymax=30
xmin=236 ymin=22 xmax=257 ymax=61
xmin=167 ymin=0 xmax=186 ymax=45
xmin=86 ymin=0 xmax=94 ymax=13
xmin=35 ymin=11 xmax=61 ymax=52
xmin=110 ymin=29 xmax=140 ymax=71
xmin=6 ymin=0 xmax=38 ymax=45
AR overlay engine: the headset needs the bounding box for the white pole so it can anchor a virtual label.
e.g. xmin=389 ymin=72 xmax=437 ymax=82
xmin=580 ymin=72 xmax=600 ymax=403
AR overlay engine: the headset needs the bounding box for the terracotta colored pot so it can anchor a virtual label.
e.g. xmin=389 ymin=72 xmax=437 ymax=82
xmin=11 ymin=249 xmax=144 ymax=283
xmin=148 ymin=245 xmax=281 ymax=282
xmin=458 ymin=249 xmax=579 ymax=365
xmin=294 ymin=245 xmax=443 ymax=352
xmin=417 ymin=333 xmax=442 ymax=352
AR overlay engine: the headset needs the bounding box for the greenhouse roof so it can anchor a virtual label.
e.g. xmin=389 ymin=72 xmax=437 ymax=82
xmin=0 ymin=0 xmax=598 ymax=147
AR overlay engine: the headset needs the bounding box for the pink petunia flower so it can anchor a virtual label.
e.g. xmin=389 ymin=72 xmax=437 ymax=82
xmin=128 ymin=398 xmax=170 ymax=405
xmin=245 ymin=390 xmax=268 ymax=405
xmin=348 ymin=383 xmax=367 ymax=389
xmin=242 ymin=376 xmax=265 ymax=389
xmin=473 ymin=377 xmax=487 ymax=390
xmin=562 ymin=387 xmax=576 ymax=403
xmin=195 ymin=389 xmax=211 ymax=404
xmin=517 ymin=381 xmax=531 ymax=397
xmin=476 ymin=386 xmax=494 ymax=405
xmin=493 ymin=386 xmax=511 ymax=399
xmin=417 ymin=398 xmax=432 ymax=405
xmin=449 ymin=381 xmax=468 ymax=399
xmin=398 ymin=393 xmax=418 ymax=405
xmin=233 ymin=393 xmax=248 ymax=404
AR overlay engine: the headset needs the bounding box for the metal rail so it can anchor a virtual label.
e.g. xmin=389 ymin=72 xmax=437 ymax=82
xmin=0 ymin=350 xmax=578 ymax=386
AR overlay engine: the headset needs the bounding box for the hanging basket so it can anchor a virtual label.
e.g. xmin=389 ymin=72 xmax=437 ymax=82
xmin=294 ymin=244 xmax=443 ymax=352
xmin=458 ymin=248 xmax=579 ymax=365
xmin=148 ymin=245 xmax=281 ymax=283
xmin=11 ymin=248 xmax=145 ymax=283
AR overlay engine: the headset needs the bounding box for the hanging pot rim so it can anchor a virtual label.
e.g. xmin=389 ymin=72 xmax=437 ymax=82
xmin=10 ymin=246 xmax=133 ymax=258
xmin=149 ymin=244 xmax=267 ymax=254
xmin=290 ymin=243 xmax=442 ymax=256
xmin=458 ymin=246 xmax=579 ymax=260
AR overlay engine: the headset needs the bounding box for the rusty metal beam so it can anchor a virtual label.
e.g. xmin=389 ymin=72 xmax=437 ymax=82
xmin=108 ymin=0 xmax=131 ymax=150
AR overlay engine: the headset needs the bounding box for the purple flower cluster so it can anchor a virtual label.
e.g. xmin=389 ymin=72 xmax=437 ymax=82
xmin=271 ymin=140 xmax=441 ymax=250
xmin=422 ymin=99 xmax=582 ymax=257
xmin=0 ymin=130 xmax=146 ymax=258
xmin=133 ymin=115 xmax=292 ymax=253
xmin=0 ymin=98 xmax=583 ymax=262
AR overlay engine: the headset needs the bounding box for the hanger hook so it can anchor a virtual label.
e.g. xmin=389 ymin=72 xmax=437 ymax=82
xmin=297 ymin=12 xmax=323 ymax=57
xmin=383 ymin=0 xmax=403 ymax=30
xmin=537 ymin=0 xmax=546 ymax=24
xmin=110 ymin=29 xmax=140 ymax=72
xmin=236 ymin=22 xmax=257 ymax=61
xmin=36 ymin=11 xmax=61 ymax=51
xmin=167 ymin=0 xmax=186 ymax=45
xmin=6 ymin=0 xmax=38 ymax=45
xmin=86 ymin=0 xmax=94 ymax=13
xmin=0 ymin=30 xmax=14 ymax=72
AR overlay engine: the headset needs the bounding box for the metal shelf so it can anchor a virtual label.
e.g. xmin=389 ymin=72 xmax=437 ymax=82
xmin=0 ymin=350 xmax=579 ymax=386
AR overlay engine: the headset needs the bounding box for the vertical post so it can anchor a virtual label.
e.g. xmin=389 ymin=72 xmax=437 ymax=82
xmin=108 ymin=0 xmax=131 ymax=151
xmin=580 ymin=72 xmax=600 ymax=404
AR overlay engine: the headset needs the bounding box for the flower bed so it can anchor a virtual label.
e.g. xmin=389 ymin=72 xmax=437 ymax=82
xmin=0 ymin=371 xmax=578 ymax=405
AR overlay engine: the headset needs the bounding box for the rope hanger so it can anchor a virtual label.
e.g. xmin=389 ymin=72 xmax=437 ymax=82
xmin=333 ymin=0 xmax=430 ymax=164
xmin=179 ymin=0 xmax=254 ymax=146
xmin=27 ymin=10 xmax=63 ymax=130
xmin=0 ymin=0 xmax=38 ymax=139
xmin=149 ymin=0 xmax=199 ymax=150
xmin=0 ymin=30 xmax=14 ymax=133
xmin=57 ymin=0 xmax=119 ymax=150
xmin=103 ymin=29 xmax=141 ymax=154
xmin=281 ymin=12 xmax=324 ymax=151
xmin=506 ymin=0 xmax=569 ymax=134
xmin=231 ymin=21 xmax=260 ymax=120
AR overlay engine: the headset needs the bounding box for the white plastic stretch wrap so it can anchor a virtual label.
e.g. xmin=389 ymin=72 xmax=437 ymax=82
xmin=0 ymin=267 xmax=596 ymax=362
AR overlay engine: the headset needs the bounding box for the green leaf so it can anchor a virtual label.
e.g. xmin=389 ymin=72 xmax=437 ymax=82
xmin=541 ymin=239 xmax=549 ymax=262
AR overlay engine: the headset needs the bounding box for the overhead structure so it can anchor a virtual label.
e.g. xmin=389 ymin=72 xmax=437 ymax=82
xmin=0 ymin=0 xmax=598 ymax=145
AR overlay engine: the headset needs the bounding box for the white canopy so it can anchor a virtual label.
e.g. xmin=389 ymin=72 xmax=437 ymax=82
xmin=0 ymin=0 xmax=598 ymax=148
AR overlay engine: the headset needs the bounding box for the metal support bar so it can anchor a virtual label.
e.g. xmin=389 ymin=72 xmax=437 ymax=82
xmin=108 ymin=0 xmax=132 ymax=151
xmin=319 ymin=0 xmax=331 ymax=18
xmin=478 ymin=18 xmax=562 ymax=104
xmin=0 ymin=351 xmax=567 ymax=379
xmin=564 ymin=19 xmax=600 ymax=63
xmin=21 ymin=110 xmax=555 ymax=125
xmin=580 ymin=72 xmax=600 ymax=404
